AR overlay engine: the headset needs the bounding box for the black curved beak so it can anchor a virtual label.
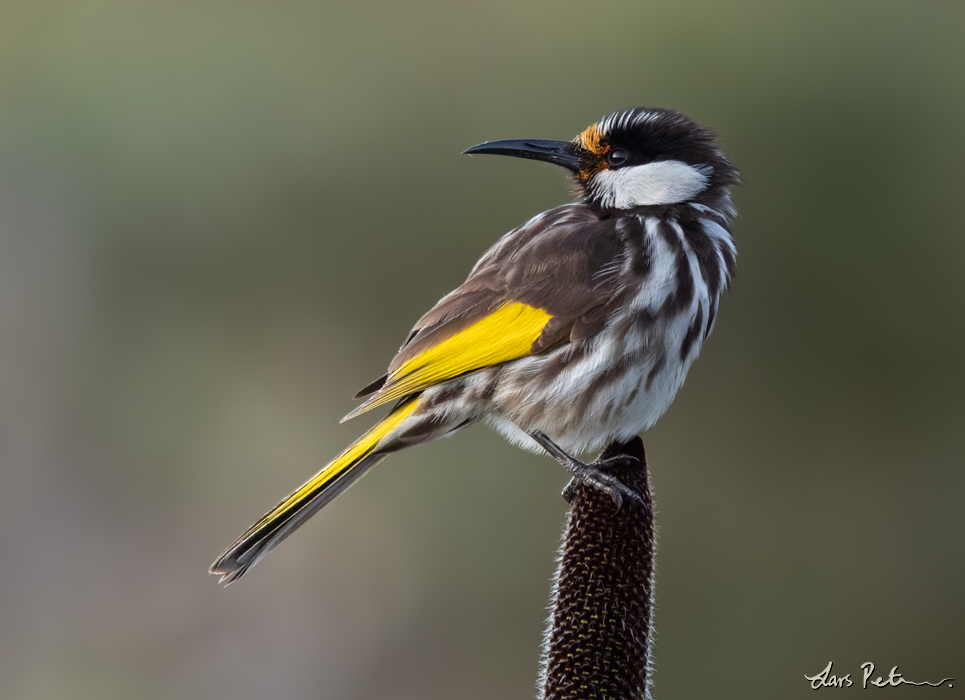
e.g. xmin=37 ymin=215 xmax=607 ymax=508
xmin=463 ymin=139 xmax=580 ymax=172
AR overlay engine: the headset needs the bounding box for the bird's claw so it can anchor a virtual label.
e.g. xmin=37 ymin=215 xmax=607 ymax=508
xmin=532 ymin=431 xmax=644 ymax=509
xmin=562 ymin=478 xmax=579 ymax=504
xmin=569 ymin=462 xmax=646 ymax=509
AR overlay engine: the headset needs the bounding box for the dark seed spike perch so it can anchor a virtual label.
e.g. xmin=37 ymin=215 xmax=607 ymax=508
xmin=540 ymin=436 xmax=655 ymax=700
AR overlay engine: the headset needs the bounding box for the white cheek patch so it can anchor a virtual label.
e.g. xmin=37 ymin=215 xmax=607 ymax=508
xmin=591 ymin=160 xmax=713 ymax=208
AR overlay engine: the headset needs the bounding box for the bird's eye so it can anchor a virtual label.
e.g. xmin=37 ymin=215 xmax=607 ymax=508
xmin=607 ymin=148 xmax=629 ymax=166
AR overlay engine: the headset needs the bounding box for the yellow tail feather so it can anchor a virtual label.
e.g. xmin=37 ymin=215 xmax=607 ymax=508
xmin=210 ymin=397 xmax=420 ymax=584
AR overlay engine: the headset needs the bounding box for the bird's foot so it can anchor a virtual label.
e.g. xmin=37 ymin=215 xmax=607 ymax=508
xmin=531 ymin=431 xmax=644 ymax=509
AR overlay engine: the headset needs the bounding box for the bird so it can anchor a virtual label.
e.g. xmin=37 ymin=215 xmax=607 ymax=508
xmin=210 ymin=107 xmax=739 ymax=584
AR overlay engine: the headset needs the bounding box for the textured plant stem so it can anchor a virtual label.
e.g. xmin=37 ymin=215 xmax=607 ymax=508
xmin=539 ymin=436 xmax=655 ymax=700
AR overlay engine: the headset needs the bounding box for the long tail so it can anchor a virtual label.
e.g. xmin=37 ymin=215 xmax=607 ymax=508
xmin=210 ymin=397 xmax=420 ymax=584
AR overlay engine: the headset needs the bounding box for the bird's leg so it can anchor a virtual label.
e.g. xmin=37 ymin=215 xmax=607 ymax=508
xmin=530 ymin=431 xmax=644 ymax=509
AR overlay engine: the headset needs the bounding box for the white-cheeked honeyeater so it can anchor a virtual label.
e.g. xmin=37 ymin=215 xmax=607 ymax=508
xmin=211 ymin=107 xmax=739 ymax=584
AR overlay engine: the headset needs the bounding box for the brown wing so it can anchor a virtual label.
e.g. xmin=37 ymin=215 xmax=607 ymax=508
xmin=345 ymin=204 xmax=632 ymax=419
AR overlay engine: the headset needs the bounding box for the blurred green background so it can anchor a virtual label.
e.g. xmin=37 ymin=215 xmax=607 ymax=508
xmin=1 ymin=1 xmax=963 ymax=699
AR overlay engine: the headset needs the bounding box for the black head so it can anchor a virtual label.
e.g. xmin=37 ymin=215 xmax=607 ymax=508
xmin=464 ymin=107 xmax=739 ymax=212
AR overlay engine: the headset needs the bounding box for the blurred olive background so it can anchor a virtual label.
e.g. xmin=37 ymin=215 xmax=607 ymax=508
xmin=1 ymin=1 xmax=963 ymax=699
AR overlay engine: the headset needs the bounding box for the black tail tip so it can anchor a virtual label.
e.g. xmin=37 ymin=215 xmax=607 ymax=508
xmin=209 ymin=556 xmax=250 ymax=586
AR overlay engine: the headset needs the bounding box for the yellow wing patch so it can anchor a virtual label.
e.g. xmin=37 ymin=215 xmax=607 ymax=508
xmin=345 ymin=302 xmax=552 ymax=419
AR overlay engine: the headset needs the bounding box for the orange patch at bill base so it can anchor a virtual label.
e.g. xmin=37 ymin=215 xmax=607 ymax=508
xmin=577 ymin=123 xmax=608 ymax=155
